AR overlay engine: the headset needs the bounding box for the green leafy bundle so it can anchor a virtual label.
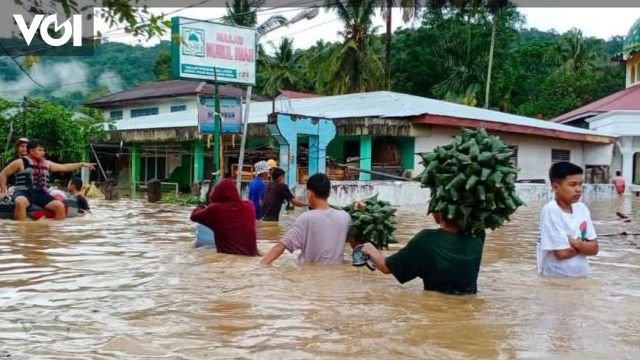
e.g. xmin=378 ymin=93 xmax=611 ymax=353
xmin=343 ymin=196 xmax=397 ymax=249
xmin=416 ymin=128 xmax=524 ymax=236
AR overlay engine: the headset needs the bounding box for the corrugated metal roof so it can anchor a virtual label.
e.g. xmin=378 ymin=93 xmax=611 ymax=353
xmin=110 ymin=90 xmax=614 ymax=140
xmin=87 ymin=79 xmax=265 ymax=107
xmin=113 ymin=109 xmax=198 ymax=130
xmin=248 ymin=91 xmax=610 ymax=137
xmin=553 ymin=85 xmax=640 ymax=123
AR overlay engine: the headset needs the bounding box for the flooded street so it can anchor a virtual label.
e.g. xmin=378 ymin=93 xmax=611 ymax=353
xmin=1 ymin=197 xmax=640 ymax=359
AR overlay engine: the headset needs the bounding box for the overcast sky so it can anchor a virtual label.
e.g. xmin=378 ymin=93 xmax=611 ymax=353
xmin=94 ymin=7 xmax=640 ymax=50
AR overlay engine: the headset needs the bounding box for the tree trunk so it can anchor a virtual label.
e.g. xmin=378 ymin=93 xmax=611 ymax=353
xmin=384 ymin=0 xmax=392 ymax=90
xmin=484 ymin=18 xmax=496 ymax=109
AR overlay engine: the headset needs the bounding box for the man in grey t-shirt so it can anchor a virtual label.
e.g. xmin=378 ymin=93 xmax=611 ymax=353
xmin=261 ymin=173 xmax=351 ymax=265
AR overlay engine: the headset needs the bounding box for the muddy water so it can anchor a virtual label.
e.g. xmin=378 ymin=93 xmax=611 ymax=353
xmin=1 ymin=197 xmax=640 ymax=359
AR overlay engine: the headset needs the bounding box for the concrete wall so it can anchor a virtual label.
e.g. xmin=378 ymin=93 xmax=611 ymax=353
xmin=626 ymin=54 xmax=640 ymax=88
xmin=413 ymin=126 xmax=593 ymax=182
xmin=102 ymin=96 xmax=197 ymax=120
xmin=583 ymin=143 xmax=614 ymax=165
xmin=292 ymin=181 xmax=617 ymax=207
xmin=515 ymin=183 xmax=616 ymax=203
xmin=293 ymin=181 xmax=431 ymax=207
xmin=589 ymin=111 xmax=640 ymax=136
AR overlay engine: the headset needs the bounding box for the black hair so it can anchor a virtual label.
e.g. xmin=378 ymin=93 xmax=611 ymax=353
xmin=27 ymin=139 xmax=44 ymax=152
xmin=69 ymin=177 xmax=83 ymax=191
xmin=306 ymin=173 xmax=331 ymax=199
xmin=271 ymin=167 xmax=285 ymax=182
xmin=616 ymin=171 xmax=622 ymax=176
xmin=549 ymin=161 xmax=583 ymax=183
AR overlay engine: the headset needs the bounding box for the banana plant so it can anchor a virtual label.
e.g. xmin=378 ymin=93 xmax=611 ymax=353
xmin=342 ymin=195 xmax=397 ymax=249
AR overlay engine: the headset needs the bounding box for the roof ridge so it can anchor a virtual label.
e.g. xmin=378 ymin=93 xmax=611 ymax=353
xmin=554 ymin=85 xmax=640 ymax=121
xmin=587 ymin=85 xmax=638 ymax=108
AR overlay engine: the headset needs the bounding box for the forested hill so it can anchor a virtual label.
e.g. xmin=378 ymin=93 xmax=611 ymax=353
xmin=0 ymin=41 xmax=169 ymax=108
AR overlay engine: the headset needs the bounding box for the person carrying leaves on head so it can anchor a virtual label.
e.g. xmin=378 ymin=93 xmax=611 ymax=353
xmin=362 ymin=128 xmax=524 ymax=295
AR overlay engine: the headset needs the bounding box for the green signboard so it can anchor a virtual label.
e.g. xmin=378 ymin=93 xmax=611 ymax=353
xmin=171 ymin=17 xmax=256 ymax=85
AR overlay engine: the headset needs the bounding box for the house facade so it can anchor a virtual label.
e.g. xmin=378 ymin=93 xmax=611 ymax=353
xmin=88 ymin=81 xmax=616 ymax=195
xmin=554 ymin=16 xmax=640 ymax=189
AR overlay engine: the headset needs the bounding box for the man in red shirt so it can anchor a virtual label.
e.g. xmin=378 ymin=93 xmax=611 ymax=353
xmin=190 ymin=179 xmax=258 ymax=256
xmin=612 ymin=171 xmax=626 ymax=196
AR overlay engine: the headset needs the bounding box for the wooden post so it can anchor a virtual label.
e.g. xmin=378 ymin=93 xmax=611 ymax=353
xmin=147 ymin=179 xmax=162 ymax=202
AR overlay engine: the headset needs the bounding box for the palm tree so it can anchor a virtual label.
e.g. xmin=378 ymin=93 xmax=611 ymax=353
xmin=260 ymin=38 xmax=303 ymax=97
xmin=223 ymin=0 xmax=262 ymax=27
xmin=223 ymin=0 xmax=287 ymax=34
xmin=424 ymin=0 xmax=510 ymax=108
xmin=379 ymin=0 xmax=421 ymax=89
xmin=551 ymin=29 xmax=606 ymax=72
xmin=326 ymin=0 xmax=384 ymax=93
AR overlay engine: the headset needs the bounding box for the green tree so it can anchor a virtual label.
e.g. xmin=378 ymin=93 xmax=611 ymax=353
xmin=22 ymin=99 xmax=106 ymax=163
xmin=25 ymin=0 xmax=171 ymax=39
xmin=223 ymin=0 xmax=287 ymax=32
xmin=326 ymin=0 xmax=384 ymax=94
xmin=153 ymin=50 xmax=172 ymax=81
xmin=391 ymin=6 xmax=520 ymax=106
xmin=223 ymin=0 xmax=262 ymax=27
xmin=296 ymin=40 xmax=338 ymax=95
xmin=550 ymin=29 xmax=607 ymax=72
xmin=503 ymin=39 xmax=556 ymax=112
xmin=379 ymin=0 xmax=421 ymax=89
xmin=0 ymin=99 xmax=20 ymax=166
xmin=260 ymin=38 xmax=303 ymax=97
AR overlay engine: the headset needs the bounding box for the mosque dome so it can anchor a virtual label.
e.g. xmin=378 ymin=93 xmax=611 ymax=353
xmin=623 ymin=17 xmax=640 ymax=56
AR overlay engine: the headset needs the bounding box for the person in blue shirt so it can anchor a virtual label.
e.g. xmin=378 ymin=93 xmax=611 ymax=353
xmin=248 ymin=161 xmax=270 ymax=218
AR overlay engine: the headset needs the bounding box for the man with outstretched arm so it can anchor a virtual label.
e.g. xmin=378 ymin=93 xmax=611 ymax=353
xmin=0 ymin=139 xmax=95 ymax=220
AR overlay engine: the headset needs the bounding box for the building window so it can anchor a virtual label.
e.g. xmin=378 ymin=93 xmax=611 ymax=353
xmin=131 ymin=107 xmax=159 ymax=118
xmin=551 ymin=149 xmax=571 ymax=163
xmin=170 ymin=105 xmax=187 ymax=112
xmin=109 ymin=110 xmax=123 ymax=120
xmin=141 ymin=156 xmax=167 ymax=181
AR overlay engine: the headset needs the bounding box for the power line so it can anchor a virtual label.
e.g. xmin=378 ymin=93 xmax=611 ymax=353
xmin=96 ymin=0 xmax=215 ymax=38
xmin=1 ymin=0 xmax=322 ymax=57
xmin=0 ymin=75 xmax=122 ymax=95
xmin=0 ymin=42 xmax=44 ymax=89
xmin=281 ymin=18 xmax=340 ymax=37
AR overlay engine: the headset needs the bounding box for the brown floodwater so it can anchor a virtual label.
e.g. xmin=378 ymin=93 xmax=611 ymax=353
xmin=1 ymin=196 xmax=640 ymax=359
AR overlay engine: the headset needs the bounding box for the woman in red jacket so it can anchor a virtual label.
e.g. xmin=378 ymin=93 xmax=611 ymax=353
xmin=190 ymin=179 xmax=258 ymax=256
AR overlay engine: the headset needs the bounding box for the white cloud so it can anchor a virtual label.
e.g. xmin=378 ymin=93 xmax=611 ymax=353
xmin=0 ymin=60 xmax=90 ymax=100
xmin=97 ymin=71 xmax=123 ymax=92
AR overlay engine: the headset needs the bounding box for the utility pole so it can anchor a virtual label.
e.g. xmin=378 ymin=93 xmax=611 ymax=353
xmin=235 ymin=8 xmax=319 ymax=191
xmin=213 ymin=68 xmax=223 ymax=184
xmin=21 ymin=96 xmax=27 ymax=135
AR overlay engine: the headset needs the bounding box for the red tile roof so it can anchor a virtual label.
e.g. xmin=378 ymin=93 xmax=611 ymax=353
xmin=87 ymin=79 xmax=266 ymax=107
xmin=553 ymin=84 xmax=640 ymax=123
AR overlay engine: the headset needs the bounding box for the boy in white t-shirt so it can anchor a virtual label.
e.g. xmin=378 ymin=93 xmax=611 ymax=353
xmin=537 ymin=161 xmax=599 ymax=277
